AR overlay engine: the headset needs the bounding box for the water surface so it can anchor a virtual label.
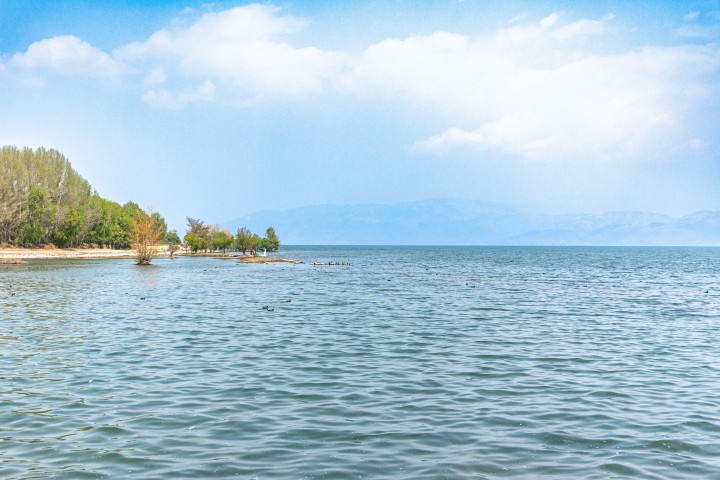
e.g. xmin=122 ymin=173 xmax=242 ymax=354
xmin=1 ymin=246 xmax=719 ymax=478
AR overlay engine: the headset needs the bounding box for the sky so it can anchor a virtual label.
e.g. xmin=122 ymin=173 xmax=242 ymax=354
xmin=1 ymin=0 xmax=719 ymax=231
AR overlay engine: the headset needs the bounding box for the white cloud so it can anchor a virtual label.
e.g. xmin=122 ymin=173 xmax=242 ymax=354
xmin=118 ymin=4 xmax=348 ymax=97
xmin=145 ymin=67 xmax=167 ymax=85
xmin=337 ymin=14 xmax=718 ymax=162
xmin=7 ymin=35 xmax=121 ymax=76
xmin=413 ymin=41 xmax=720 ymax=161
xmin=540 ymin=12 xmax=561 ymax=28
xmin=551 ymin=18 xmax=605 ymax=40
xmin=2 ymin=6 xmax=717 ymax=165
xmin=142 ymin=80 xmax=216 ymax=109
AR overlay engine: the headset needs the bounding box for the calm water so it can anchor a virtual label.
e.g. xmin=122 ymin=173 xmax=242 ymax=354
xmin=1 ymin=246 xmax=719 ymax=479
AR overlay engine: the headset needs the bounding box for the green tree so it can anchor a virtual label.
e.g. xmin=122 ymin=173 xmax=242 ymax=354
xmin=234 ymin=226 xmax=252 ymax=254
xmin=87 ymin=197 xmax=133 ymax=248
xmin=0 ymin=145 xmax=166 ymax=249
xmin=264 ymin=226 xmax=280 ymax=251
xmin=211 ymin=227 xmax=234 ymax=254
xmin=165 ymin=229 xmax=181 ymax=245
xmin=123 ymin=201 xmax=141 ymax=220
xmin=186 ymin=216 xmax=211 ymax=252
xmin=53 ymin=205 xmax=86 ymax=247
xmin=20 ymin=184 xmax=56 ymax=246
xmin=184 ymin=232 xmax=205 ymax=253
xmin=249 ymin=233 xmax=262 ymax=255
xmin=165 ymin=229 xmax=181 ymax=258
xmin=152 ymin=212 xmax=168 ymax=243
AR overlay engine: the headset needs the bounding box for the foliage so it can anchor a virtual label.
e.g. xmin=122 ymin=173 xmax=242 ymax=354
xmin=131 ymin=208 xmax=163 ymax=265
xmin=264 ymin=227 xmax=280 ymax=251
xmin=152 ymin=212 xmax=168 ymax=243
xmin=184 ymin=233 xmax=205 ymax=253
xmin=0 ymin=145 xmax=163 ymax=249
xmin=211 ymin=226 xmax=234 ymax=254
xmin=234 ymin=227 xmax=252 ymax=254
xmin=233 ymin=225 xmax=280 ymax=254
xmin=184 ymin=216 xmax=211 ymax=253
xmin=165 ymin=229 xmax=181 ymax=258
xmin=165 ymin=229 xmax=181 ymax=245
xmin=249 ymin=234 xmax=263 ymax=254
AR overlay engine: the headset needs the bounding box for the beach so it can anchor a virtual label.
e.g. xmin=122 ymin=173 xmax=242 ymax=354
xmin=0 ymin=246 xmax=298 ymax=263
xmin=0 ymin=247 xmax=138 ymax=260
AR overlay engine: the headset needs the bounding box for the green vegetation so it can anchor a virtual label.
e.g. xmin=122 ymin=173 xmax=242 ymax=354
xmin=264 ymin=227 xmax=280 ymax=251
xmin=165 ymin=229 xmax=181 ymax=258
xmin=0 ymin=145 xmax=168 ymax=249
xmin=2 ymin=145 xmax=281 ymax=259
xmin=182 ymin=218 xmax=280 ymax=255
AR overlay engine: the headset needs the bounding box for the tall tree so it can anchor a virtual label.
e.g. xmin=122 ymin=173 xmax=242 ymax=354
xmin=264 ymin=226 xmax=280 ymax=251
xmin=210 ymin=225 xmax=234 ymax=254
xmin=0 ymin=146 xmax=158 ymax=249
xmin=185 ymin=216 xmax=211 ymax=253
xmin=165 ymin=229 xmax=181 ymax=258
xmin=152 ymin=212 xmax=168 ymax=243
xmin=234 ymin=226 xmax=252 ymax=254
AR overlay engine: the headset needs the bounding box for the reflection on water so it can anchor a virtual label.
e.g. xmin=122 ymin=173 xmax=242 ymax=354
xmin=1 ymin=247 xmax=719 ymax=478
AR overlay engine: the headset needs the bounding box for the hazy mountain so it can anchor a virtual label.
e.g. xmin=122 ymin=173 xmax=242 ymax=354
xmin=223 ymin=199 xmax=720 ymax=246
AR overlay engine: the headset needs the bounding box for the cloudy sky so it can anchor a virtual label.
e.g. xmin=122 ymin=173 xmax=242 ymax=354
xmin=1 ymin=0 xmax=718 ymax=230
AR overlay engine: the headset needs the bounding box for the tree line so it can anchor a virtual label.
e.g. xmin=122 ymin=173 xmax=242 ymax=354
xmin=183 ymin=217 xmax=279 ymax=254
xmin=1 ymin=145 xmax=280 ymax=259
xmin=0 ymin=145 xmax=171 ymax=248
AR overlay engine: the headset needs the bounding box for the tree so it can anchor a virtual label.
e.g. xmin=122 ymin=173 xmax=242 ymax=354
xmin=264 ymin=226 xmax=280 ymax=251
xmin=184 ymin=232 xmax=205 ymax=253
xmin=87 ymin=197 xmax=133 ymax=248
xmin=0 ymin=145 xmax=167 ymax=249
xmin=165 ymin=229 xmax=181 ymax=245
xmin=186 ymin=216 xmax=210 ymax=252
xmin=211 ymin=226 xmax=234 ymax=254
xmin=165 ymin=229 xmax=181 ymax=258
xmin=152 ymin=212 xmax=168 ymax=243
xmin=234 ymin=226 xmax=252 ymax=254
xmin=131 ymin=208 xmax=163 ymax=265
xmin=20 ymin=184 xmax=55 ymax=246
xmin=249 ymin=233 xmax=262 ymax=255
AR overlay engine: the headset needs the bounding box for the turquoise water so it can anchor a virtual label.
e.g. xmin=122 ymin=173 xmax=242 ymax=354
xmin=1 ymin=246 xmax=719 ymax=479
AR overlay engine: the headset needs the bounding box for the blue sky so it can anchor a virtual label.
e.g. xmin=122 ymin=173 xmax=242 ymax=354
xmin=1 ymin=1 xmax=718 ymax=231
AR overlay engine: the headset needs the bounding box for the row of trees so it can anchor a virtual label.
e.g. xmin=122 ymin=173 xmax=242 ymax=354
xmin=183 ymin=216 xmax=279 ymax=254
xmin=1 ymin=146 xmax=280 ymax=264
xmin=0 ymin=146 xmax=171 ymax=248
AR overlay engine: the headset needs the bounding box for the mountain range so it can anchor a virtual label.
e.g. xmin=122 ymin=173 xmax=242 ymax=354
xmin=223 ymin=199 xmax=720 ymax=246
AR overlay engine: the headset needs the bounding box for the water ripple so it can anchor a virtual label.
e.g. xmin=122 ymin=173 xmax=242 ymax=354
xmin=1 ymin=247 xmax=720 ymax=478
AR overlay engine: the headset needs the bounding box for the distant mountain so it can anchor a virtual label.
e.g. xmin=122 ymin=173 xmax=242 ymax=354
xmin=223 ymin=199 xmax=720 ymax=246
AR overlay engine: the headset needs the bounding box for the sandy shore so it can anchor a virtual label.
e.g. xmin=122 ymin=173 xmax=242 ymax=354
xmin=0 ymin=245 xmax=180 ymax=260
xmin=0 ymin=247 xmax=299 ymax=263
xmin=0 ymin=247 xmax=136 ymax=260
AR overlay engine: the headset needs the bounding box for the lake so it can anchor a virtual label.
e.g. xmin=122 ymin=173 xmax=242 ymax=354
xmin=1 ymin=246 xmax=719 ymax=479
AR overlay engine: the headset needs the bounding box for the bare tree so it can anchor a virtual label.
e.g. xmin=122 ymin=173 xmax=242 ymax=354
xmin=131 ymin=208 xmax=163 ymax=265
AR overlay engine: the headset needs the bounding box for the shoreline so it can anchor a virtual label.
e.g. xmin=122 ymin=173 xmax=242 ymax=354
xmin=0 ymin=247 xmax=138 ymax=260
xmin=0 ymin=247 xmax=298 ymax=263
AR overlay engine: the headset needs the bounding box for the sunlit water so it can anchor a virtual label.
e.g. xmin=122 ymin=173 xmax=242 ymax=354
xmin=1 ymin=246 xmax=719 ymax=479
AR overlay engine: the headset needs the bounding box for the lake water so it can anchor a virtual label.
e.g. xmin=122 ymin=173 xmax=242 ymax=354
xmin=1 ymin=246 xmax=719 ymax=479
